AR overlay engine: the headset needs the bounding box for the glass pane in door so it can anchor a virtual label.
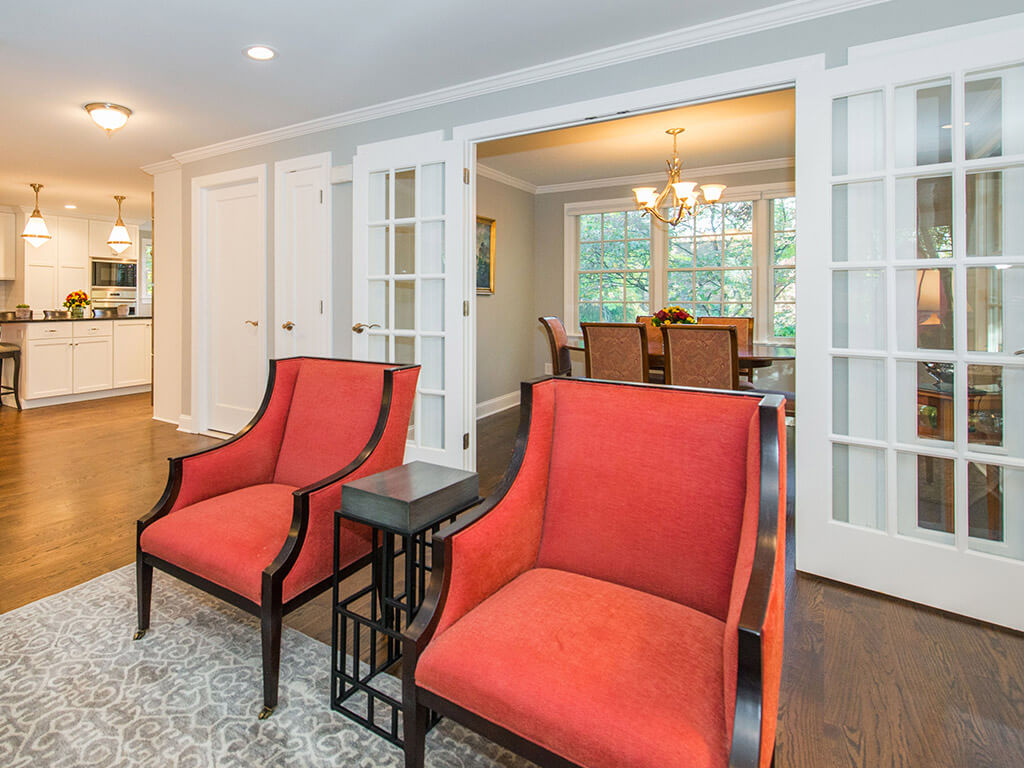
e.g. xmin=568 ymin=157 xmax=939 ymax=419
xmin=968 ymin=463 xmax=1024 ymax=560
xmin=894 ymin=79 xmax=952 ymax=167
xmin=965 ymin=63 xmax=1024 ymax=159
xmin=896 ymin=452 xmax=955 ymax=543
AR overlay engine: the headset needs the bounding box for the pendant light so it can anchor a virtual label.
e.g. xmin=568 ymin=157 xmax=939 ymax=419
xmin=106 ymin=195 xmax=132 ymax=254
xmin=21 ymin=183 xmax=51 ymax=249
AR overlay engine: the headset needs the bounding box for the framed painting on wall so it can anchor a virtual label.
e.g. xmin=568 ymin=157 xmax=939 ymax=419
xmin=476 ymin=216 xmax=495 ymax=294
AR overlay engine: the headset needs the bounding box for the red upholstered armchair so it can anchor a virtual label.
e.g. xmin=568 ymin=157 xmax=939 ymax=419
xmin=403 ymin=377 xmax=786 ymax=768
xmin=136 ymin=357 xmax=418 ymax=719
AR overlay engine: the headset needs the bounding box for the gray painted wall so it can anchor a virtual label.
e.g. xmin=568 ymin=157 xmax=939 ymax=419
xmin=171 ymin=0 xmax=1021 ymax=415
xmin=476 ymin=176 xmax=537 ymax=403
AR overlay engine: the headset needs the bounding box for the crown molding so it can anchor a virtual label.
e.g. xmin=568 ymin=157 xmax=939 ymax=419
xmin=476 ymin=164 xmax=538 ymax=194
xmin=140 ymin=158 xmax=182 ymax=175
xmin=533 ymin=156 xmax=793 ymax=195
xmin=163 ymin=0 xmax=887 ymax=165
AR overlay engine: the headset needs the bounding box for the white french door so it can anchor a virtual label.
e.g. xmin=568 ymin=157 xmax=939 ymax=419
xmin=798 ymin=20 xmax=1024 ymax=629
xmin=352 ymin=131 xmax=467 ymax=468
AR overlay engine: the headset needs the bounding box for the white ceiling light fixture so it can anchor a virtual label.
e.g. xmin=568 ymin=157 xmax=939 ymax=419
xmin=245 ymin=45 xmax=276 ymax=61
xmin=21 ymin=183 xmax=51 ymax=248
xmin=84 ymin=102 xmax=133 ymax=135
xmin=106 ymin=195 xmax=132 ymax=254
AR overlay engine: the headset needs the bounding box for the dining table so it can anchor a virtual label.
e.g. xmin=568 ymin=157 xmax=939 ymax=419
xmin=566 ymin=338 xmax=795 ymax=370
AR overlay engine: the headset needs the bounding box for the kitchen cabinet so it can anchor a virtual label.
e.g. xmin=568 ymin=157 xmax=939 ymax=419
xmin=24 ymin=337 xmax=74 ymax=399
xmin=113 ymin=319 xmax=152 ymax=387
xmin=57 ymin=217 xmax=90 ymax=302
xmin=73 ymin=336 xmax=113 ymax=392
xmin=0 ymin=210 xmax=15 ymax=280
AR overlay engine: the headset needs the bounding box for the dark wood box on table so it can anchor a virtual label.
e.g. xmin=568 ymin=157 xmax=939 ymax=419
xmin=340 ymin=460 xmax=479 ymax=535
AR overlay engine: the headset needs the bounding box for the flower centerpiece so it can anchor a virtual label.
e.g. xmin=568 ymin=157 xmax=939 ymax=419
xmin=64 ymin=290 xmax=91 ymax=318
xmin=651 ymin=305 xmax=696 ymax=326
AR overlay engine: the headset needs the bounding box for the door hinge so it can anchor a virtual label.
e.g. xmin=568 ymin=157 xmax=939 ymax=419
xmin=463 ymin=432 xmax=470 ymax=450
xmin=463 ymin=167 xmax=470 ymax=184
xmin=319 ymin=300 xmax=324 ymax=314
xmin=463 ymin=300 xmax=470 ymax=317
xmin=320 ymin=189 xmax=324 ymax=203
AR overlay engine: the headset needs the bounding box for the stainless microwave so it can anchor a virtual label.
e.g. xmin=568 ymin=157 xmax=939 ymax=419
xmin=91 ymin=259 xmax=137 ymax=288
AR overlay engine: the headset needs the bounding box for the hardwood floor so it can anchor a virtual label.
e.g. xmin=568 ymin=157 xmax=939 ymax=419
xmin=2 ymin=396 xmax=1023 ymax=767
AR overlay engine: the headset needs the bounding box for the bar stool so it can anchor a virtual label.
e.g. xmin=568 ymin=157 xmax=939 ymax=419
xmin=0 ymin=343 xmax=22 ymax=410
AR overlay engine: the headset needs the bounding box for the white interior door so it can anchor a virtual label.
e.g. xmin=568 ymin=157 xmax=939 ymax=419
xmin=352 ymin=131 xmax=467 ymax=468
xmin=275 ymin=153 xmax=331 ymax=357
xmin=192 ymin=167 xmax=267 ymax=435
xmin=798 ymin=19 xmax=1024 ymax=630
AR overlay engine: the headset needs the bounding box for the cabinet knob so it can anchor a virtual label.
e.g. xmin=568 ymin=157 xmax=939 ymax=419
xmin=281 ymin=321 xmax=295 ymax=331
xmin=244 ymin=320 xmax=259 ymax=327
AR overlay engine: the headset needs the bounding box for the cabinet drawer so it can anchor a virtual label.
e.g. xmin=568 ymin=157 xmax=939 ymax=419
xmin=26 ymin=322 xmax=71 ymax=340
xmin=73 ymin=321 xmax=113 ymax=338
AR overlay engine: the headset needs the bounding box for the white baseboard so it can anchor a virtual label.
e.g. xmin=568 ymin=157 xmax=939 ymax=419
xmin=177 ymin=414 xmax=194 ymax=433
xmin=152 ymin=415 xmax=179 ymax=426
xmin=13 ymin=385 xmax=151 ymax=410
xmin=476 ymin=390 xmax=520 ymax=420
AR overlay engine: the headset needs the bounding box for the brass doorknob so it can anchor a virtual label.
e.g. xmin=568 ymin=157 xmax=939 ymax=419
xmin=352 ymin=322 xmax=381 ymax=334
xmin=244 ymin=319 xmax=259 ymax=327
xmin=281 ymin=321 xmax=295 ymax=331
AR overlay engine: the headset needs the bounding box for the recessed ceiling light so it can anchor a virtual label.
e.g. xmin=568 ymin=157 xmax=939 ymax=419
xmin=245 ymin=45 xmax=276 ymax=61
xmin=64 ymin=204 xmax=77 ymax=209
xmin=84 ymin=102 xmax=133 ymax=135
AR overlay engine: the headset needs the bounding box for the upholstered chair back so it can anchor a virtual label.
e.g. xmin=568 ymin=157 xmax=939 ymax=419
xmin=635 ymin=315 xmax=663 ymax=356
xmin=538 ymin=316 xmax=573 ymax=377
xmin=662 ymin=325 xmax=739 ymax=390
xmin=697 ymin=315 xmax=753 ymax=347
xmin=580 ymin=322 xmax=649 ymax=382
xmin=534 ymin=378 xmax=761 ymax=621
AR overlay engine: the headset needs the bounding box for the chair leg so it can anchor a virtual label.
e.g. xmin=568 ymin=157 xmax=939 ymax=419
xmin=259 ymin=599 xmax=282 ymax=719
xmin=12 ymin=352 xmax=21 ymax=410
xmin=134 ymin=559 xmax=152 ymax=640
xmin=404 ymin=695 xmax=428 ymax=768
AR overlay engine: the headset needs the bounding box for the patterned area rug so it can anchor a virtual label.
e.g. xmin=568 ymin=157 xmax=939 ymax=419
xmin=0 ymin=566 xmax=534 ymax=767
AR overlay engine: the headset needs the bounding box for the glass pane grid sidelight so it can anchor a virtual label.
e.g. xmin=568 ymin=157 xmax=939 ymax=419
xmin=828 ymin=67 xmax=1023 ymax=553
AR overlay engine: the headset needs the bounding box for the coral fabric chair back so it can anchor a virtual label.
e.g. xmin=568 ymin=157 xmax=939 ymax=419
xmin=662 ymin=324 xmax=739 ymax=390
xmin=538 ymin=316 xmax=572 ymax=377
xmin=535 ymin=378 xmax=762 ymax=621
xmin=580 ymin=322 xmax=650 ymax=383
xmin=697 ymin=315 xmax=753 ymax=347
xmin=635 ymin=315 xmax=663 ymax=356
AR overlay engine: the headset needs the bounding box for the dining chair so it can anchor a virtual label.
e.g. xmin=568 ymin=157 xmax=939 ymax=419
xmin=662 ymin=325 xmax=739 ymax=390
xmin=635 ymin=315 xmax=665 ymax=384
xmin=538 ymin=316 xmax=573 ymax=377
xmin=580 ymin=322 xmax=649 ymax=383
xmin=698 ymin=316 xmax=754 ymax=381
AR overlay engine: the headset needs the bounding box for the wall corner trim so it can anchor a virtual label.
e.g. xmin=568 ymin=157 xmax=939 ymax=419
xmin=176 ymin=414 xmax=195 ymax=433
xmin=141 ymin=158 xmax=182 ymax=175
xmin=476 ymin=164 xmax=538 ymax=194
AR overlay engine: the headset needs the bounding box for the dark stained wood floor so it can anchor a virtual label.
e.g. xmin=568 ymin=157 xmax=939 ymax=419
xmin=2 ymin=397 xmax=1022 ymax=767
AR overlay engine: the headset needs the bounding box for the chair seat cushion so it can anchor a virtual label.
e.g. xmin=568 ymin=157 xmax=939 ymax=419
xmin=140 ymin=483 xmax=299 ymax=603
xmin=417 ymin=568 xmax=728 ymax=768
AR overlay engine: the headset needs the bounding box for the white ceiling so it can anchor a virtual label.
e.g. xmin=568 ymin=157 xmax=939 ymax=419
xmin=477 ymin=90 xmax=795 ymax=187
xmin=0 ymin=0 xmax=793 ymax=218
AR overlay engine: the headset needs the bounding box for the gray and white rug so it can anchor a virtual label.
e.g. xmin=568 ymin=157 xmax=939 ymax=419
xmin=0 ymin=566 xmax=534 ymax=767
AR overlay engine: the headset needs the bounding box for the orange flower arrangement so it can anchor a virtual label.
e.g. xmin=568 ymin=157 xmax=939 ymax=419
xmin=63 ymin=290 xmax=91 ymax=309
xmin=651 ymin=305 xmax=696 ymax=326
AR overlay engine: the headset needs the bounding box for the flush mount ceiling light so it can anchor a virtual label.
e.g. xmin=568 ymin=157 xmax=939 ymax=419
xmin=64 ymin=204 xmax=77 ymax=209
xmin=632 ymin=128 xmax=727 ymax=227
xmin=245 ymin=45 xmax=276 ymax=61
xmin=106 ymin=195 xmax=132 ymax=254
xmin=84 ymin=102 xmax=133 ymax=135
xmin=22 ymin=183 xmax=52 ymax=248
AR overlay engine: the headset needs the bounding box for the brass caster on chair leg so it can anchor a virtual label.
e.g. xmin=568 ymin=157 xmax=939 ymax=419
xmin=258 ymin=706 xmax=274 ymax=720
xmin=132 ymin=629 xmax=147 ymax=641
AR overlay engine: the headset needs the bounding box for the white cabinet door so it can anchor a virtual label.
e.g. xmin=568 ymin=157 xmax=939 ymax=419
xmin=88 ymin=219 xmax=113 ymax=260
xmin=113 ymin=320 xmax=152 ymax=387
xmin=72 ymin=337 xmax=113 ymax=393
xmin=0 ymin=211 xmax=15 ymax=280
xmin=24 ymin=338 xmax=74 ymax=398
xmin=58 ymin=218 xmax=90 ymax=304
xmin=26 ymin=264 xmax=57 ymax=311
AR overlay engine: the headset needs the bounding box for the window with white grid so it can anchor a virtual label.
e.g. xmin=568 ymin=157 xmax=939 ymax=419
xmin=576 ymin=210 xmax=651 ymax=323
xmin=770 ymin=197 xmax=796 ymax=337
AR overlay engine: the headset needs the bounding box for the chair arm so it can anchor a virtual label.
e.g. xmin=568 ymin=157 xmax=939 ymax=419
xmin=404 ymin=379 xmax=555 ymax=663
xmin=728 ymin=396 xmax=786 ymax=768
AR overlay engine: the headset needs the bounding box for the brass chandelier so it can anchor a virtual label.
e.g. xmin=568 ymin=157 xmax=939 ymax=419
xmin=632 ymin=128 xmax=726 ymax=226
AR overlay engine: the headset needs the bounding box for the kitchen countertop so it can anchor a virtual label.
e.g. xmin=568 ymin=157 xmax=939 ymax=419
xmin=0 ymin=314 xmax=152 ymax=324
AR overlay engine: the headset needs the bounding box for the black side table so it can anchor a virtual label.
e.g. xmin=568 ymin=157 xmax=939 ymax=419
xmin=331 ymin=461 xmax=480 ymax=746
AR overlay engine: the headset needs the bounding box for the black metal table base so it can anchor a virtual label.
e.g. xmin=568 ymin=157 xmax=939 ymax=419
xmin=330 ymin=520 xmax=454 ymax=746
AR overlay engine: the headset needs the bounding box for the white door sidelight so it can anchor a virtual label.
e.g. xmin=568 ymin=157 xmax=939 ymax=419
xmin=797 ymin=20 xmax=1024 ymax=630
xmin=352 ymin=131 xmax=468 ymax=468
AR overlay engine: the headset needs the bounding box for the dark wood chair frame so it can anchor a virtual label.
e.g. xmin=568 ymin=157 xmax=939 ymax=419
xmin=662 ymin=324 xmax=740 ymax=390
xmin=538 ymin=316 xmax=573 ymax=377
xmin=403 ymin=376 xmax=784 ymax=768
xmin=0 ymin=344 xmax=22 ymax=410
xmin=135 ymin=356 xmax=419 ymax=720
xmin=580 ymin=322 xmax=651 ymax=383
